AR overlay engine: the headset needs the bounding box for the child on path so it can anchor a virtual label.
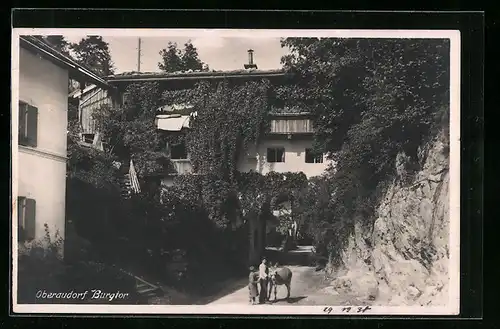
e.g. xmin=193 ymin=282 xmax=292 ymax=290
xmin=248 ymin=266 xmax=259 ymax=305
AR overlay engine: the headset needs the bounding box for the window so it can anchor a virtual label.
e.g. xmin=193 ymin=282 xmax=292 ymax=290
xmin=267 ymin=147 xmax=285 ymax=163
xmin=305 ymin=148 xmax=324 ymax=163
xmin=100 ymin=135 xmax=109 ymax=151
xmin=170 ymin=142 xmax=188 ymax=160
xmin=17 ymin=196 xmax=36 ymax=242
xmin=18 ymin=101 xmax=38 ymax=147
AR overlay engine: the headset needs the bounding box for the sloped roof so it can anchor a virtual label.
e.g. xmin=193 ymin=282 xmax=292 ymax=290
xmin=156 ymin=114 xmax=190 ymax=131
xmin=105 ymin=68 xmax=286 ymax=82
xmin=19 ymin=36 xmax=111 ymax=90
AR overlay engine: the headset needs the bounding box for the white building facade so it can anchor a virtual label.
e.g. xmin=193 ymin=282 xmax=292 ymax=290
xmin=15 ymin=36 xmax=110 ymax=249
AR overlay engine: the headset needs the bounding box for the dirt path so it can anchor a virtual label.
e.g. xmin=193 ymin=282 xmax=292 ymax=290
xmin=146 ymin=246 xmax=368 ymax=306
xmin=208 ymin=265 xmax=365 ymax=306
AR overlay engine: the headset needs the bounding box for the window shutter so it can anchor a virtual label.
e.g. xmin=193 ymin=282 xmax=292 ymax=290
xmin=17 ymin=197 xmax=26 ymax=240
xmin=24 ymin=198 xmax=36 ymax=241
xmin=27 ymin=105 xmax=38 ymax=147
xmin=18 ymin=102 xmax=27 ymax=145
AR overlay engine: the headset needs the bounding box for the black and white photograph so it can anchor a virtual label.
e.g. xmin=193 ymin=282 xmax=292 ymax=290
xmin=11 ymin=28 xmax=460 ymax=315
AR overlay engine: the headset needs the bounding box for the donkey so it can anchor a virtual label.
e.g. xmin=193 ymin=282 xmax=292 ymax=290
xmin=268 ymin=264 xmax=293 ymax=301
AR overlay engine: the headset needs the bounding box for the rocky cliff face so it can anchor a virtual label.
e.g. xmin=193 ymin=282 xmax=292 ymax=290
xmin=330 ymin=130 xmax=450 ymax=306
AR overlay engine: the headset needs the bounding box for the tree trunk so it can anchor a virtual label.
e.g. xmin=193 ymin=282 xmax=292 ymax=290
xmin=248 ymin=212 xmax=259 ymax=265
xmin=258 ymin=213 xmax=266 ymax=259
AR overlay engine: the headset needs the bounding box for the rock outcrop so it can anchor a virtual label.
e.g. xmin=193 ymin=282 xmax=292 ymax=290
xmin=330 ymin=130 xmax=450 ymax=306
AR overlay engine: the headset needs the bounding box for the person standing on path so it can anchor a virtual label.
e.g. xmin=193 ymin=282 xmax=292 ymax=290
xmin=248 ymin=266 xmax=259 ymax=305
xmin=258 ymin=257 xmax=269 ymax=304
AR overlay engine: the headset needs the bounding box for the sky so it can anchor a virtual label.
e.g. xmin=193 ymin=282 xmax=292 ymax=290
xmin=64 ymin=35 xmax=289 ymax=74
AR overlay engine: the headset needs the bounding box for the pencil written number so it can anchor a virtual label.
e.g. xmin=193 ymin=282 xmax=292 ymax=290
xmin=323 ymin=306 xmax=372 ymax=314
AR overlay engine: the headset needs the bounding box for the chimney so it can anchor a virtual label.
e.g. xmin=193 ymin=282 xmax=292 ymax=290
xmin=248 ymin=49 xmax=254 ymax=65
xmin=244 ymin=49 xmax=258 ymax=69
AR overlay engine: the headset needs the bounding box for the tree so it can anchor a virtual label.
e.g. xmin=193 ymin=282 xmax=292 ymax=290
xmin=68 ymin=83 xmax=175 ymax=281
xmin=162 ymin=79 xmax=271 ymax=228
xmin=158 ymin=42 xmax=183 ymax=73
xmin=93 ymin=83 xmax=166 ymax=180
xmin=279 ymin=38 xmax=450 ymax=161
xmin=181 ymin=41 xmax=205 ymax=71
xmin=71 ymin=36 xmax=115 ymax=76
xmin=158 ymin=40 xmax=209 ymax=73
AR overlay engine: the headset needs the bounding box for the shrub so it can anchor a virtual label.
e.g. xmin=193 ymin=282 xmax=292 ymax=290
xmin=17 ymin=225 xmax=65 ymax=304
xmin=17 ymin=224 xmax=141 ymax=304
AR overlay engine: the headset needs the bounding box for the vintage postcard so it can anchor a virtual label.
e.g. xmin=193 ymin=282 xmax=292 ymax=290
xmin=11 ymin=28 xmax=460 ymax=315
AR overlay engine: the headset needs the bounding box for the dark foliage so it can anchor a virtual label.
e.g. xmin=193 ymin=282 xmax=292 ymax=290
xmin=279 ymin=38 xmax=450 ymax=267
xmin=17 ymin=225 xmax=142 ymax=304
xmin=70 ymin=36 xmax=115 ymax=77
xmin=158 ymin=41 xmax=209 ymax=73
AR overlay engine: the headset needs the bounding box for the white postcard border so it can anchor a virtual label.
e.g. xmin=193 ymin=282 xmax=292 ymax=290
xmin=11 ymin=28 xmax=461 ymax=316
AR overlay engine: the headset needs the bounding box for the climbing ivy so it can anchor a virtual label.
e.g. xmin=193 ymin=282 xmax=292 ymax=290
xmin=236 ymin=171 xmax=308 ymax=216
xmin=162 ymin=79 xmax=287 ymax=228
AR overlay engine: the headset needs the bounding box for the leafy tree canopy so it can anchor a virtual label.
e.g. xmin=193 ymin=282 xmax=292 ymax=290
xmin=160 ymin=79 xmax=308 ymax=228
xmin=43 ymin=35 xmax=72 ymax=57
